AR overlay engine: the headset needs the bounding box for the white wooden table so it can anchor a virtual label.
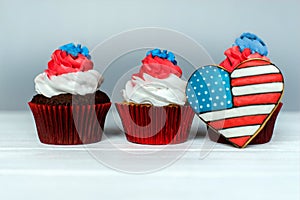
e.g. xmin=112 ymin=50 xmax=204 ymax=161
xmin=0 ymin=110 xmax=299 ymax=200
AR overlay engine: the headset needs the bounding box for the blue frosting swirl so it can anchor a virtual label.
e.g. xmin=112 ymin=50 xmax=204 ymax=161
xmin=234 ymin=33 xmax=268 ymax=56
xmin=59 ymin=43 xmax=91 ymax=59
xmin=146 ymin=48 xmax=177 ymax=65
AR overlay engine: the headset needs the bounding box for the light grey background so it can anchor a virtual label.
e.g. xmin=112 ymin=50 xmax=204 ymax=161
xmin=0 ymin=0 xmax=299 ymax=111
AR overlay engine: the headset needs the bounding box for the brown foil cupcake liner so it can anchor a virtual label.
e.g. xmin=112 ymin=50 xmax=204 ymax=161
xmin=207 ymin=102 xmax=283 ymax=145
xmin=28 ymin=102 xmax=111 ymax=145
xmin=115 ymin=103 xmax=195 ymax=145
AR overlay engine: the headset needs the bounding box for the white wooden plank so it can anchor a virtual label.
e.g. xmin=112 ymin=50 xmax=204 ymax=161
xmin=0 ymin=111 xmax=299 ymax=200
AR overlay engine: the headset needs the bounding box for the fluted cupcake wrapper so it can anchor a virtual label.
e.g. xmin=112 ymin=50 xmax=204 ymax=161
xmin=116 ymin=103 xmax=195 ymax=145
xmin=207 ymin=102 xmax=283 ymax=145
xmin=28 ymin=102 xmax=111 ymax=145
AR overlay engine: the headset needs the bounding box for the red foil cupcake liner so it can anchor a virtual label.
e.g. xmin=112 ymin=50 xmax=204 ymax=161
xmin=28 ymin=102 xmax=111 ymax=145
xmin=115 ymin=103 xmax=195 ymax=145
xmin=208 ymin=102 xmax=283 ymax=145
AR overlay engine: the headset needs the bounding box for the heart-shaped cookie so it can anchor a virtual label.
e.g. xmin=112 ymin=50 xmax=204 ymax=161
xmin=186 ymin=59 xmax=284 ymax=148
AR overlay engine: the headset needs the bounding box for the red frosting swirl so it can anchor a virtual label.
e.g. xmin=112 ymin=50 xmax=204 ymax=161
xmin=219 ymin=46 xmax=269 ymax=72
xmin=132 ymin=55 xmax=182 ymax=80
xmin=45 ymin=50 xmax=93 ymax=77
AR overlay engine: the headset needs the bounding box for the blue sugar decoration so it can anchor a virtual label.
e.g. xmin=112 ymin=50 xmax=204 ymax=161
xmin=146 ymin=48 xmax=177 ymax=65
xmin=59 ymin=43 xmax=91 ymax=59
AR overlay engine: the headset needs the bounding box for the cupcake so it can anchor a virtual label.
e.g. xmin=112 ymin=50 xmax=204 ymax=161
xmin=186 ymin=33 xmax=284 ymax=148
xmin=116 ymin=49 xmax=195 ymax=145
xmin=29 ymin=43 xmax=111 ymax=145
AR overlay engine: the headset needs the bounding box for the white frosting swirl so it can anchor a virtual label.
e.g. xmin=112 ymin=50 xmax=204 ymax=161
xmin=35 ymin=70 xmax=103 ymax=98
xmin=122 ymin=73 xmax=186 ymax=106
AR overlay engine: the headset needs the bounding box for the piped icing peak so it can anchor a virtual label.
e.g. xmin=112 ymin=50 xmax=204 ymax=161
xmin=46 ymin=43 xmax=93 ymax=77
xmin=133 ymin=48 xmax=182 ymax=80
xmin=35 ymin=43 xmax=103 ymax=98
xmin=220 ymin=32 xmax=270 ymax=72
xmin=122 ymin=48 xmax=186 ymax=106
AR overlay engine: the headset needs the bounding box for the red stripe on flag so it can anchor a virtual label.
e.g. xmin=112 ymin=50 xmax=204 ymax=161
xmin=208 ymin=115 xmax=268 ymax=130
xmin=228 ymin=136 xmax=251 ymax=147
xmin=231 ymin=74 xmax=283 ymax=87
xmin=237 ymin=59 xmax=271 ymax=69
xmin=233 ymin=93 xmax=282 ymax=107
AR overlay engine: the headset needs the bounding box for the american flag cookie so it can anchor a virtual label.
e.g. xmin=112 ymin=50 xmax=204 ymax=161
xmin=186 ymin=33 xmax=284 ymax=148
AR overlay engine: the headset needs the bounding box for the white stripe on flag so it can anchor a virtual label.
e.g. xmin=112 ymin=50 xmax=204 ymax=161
xmin=232 ymin=82 xmax=283 ymax=96
xmin=231 ymin=65 xmax=279 ymax=78
xmin=219 ymin=125 xmax=260 ymax=138
xmin=199 ymin=104 xmax=275 ymax=121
